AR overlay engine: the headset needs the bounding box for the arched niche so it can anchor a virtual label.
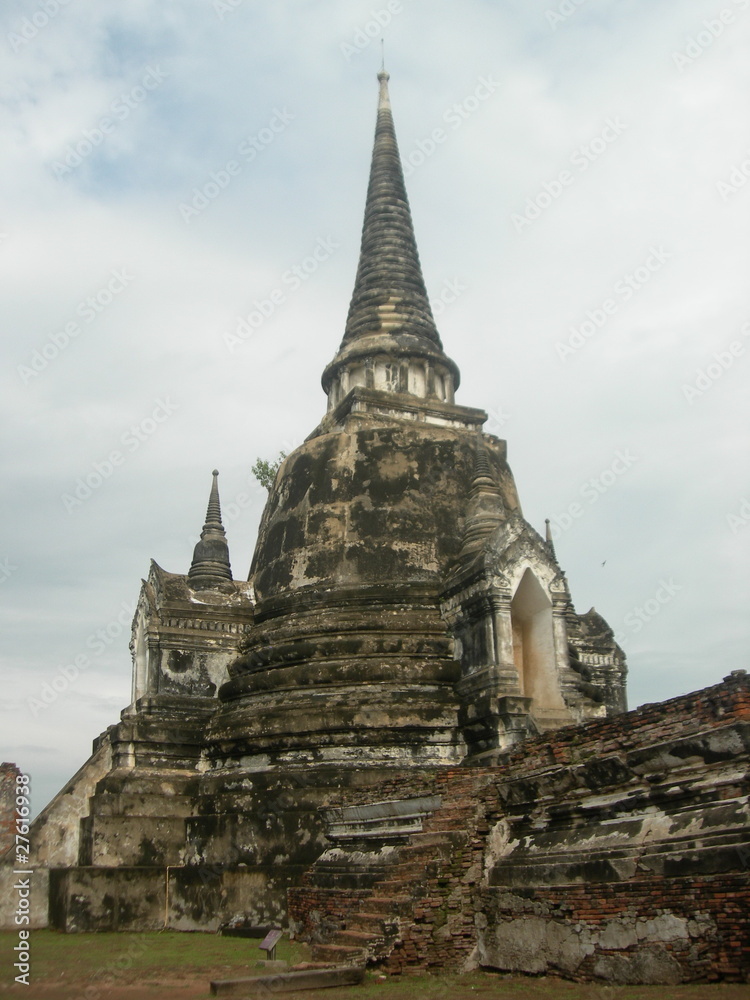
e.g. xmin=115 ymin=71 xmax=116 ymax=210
xmin=510 ymin=569 xmax=565 ymax=712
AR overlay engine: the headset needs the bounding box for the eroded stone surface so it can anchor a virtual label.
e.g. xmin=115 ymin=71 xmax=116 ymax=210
xmin=593 ymin=947 xmax=684 ymax=985
xmin=10 ymin=72 xmax=745 ymax=991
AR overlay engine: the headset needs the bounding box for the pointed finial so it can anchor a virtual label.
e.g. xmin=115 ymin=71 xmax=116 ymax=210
xmin=321 ymin=62 xmax=461 ymax=399
xmin=381 ymin=38 xmax=385 ymax=73
xmin=377 ymin=65 xmax=390 ymax=109
xmin=188 ymin=469 xmax=233 ymax=590
xmin=545 ymin=518 xmax=556 ymax=556
xmin=205 ymin=469 xmax=223 ymax=528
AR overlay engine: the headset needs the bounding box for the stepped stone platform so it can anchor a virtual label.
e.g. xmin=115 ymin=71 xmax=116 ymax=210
xmin=1 ymin=72 xmax=747 ymax=991
xmin=289 ymin=673 xmax=750 ymax=984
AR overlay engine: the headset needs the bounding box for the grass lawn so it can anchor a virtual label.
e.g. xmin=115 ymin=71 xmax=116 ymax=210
xmin=0 ymin=930 xmax=747 ymax=1000
xmin=1 ymin=927 xmax=307 ymax=980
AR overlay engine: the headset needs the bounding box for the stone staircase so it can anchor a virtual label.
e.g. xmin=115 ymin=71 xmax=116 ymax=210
xmin=78 ymin=770 xmax=200 ymax=866
xmin=302 ymin=781 xmax=479 ymax=969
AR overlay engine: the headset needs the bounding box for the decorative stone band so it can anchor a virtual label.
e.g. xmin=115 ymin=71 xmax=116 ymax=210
xmin=164 ymin=617 xmax=251 ymax=634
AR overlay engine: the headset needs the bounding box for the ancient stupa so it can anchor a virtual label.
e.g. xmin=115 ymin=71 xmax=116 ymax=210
xmin=18 ymin=71 xmax=629 ymax=934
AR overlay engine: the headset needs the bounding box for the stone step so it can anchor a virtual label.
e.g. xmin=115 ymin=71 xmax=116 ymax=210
xmin=347 ymin=911 xmax=394 ymax=932
xmin=310 ymin=943 xmax=366 ymax=966
xmin=80 ymin=816 xmax=188 ymax=867
xmin=372 ymin=879 xmax=410 ymax=894
xmin=399 ymin=837 xmax=453 ymax=854
xmin=301 ymin=870 xmax=385 ymax=885
xmin=403 ymin=830 xmax=458 ymax=845
xmin=95 ymin=772 xmax=200 ymax=796
xmin=424 ymin=803 xmax=472 ymax=815
xmin=424 ymin=817 xmax=470 ymax=831
xmin=88 ymin=793 xmax=196 ymax=818
xmin=365 ymin=895 xmax=413 ymax=915
xmin=389 ymin=863 xmax=442 ymax=881
xmin=330 ymin=929 xmax=379 ymax=947
xmin=378 ymin=864 xmax=441 ymax=883
xmin=394 ymin=846 xmax=452 ymax=865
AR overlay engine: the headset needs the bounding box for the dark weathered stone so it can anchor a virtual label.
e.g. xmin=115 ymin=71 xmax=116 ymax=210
xmin=5 ymin=71 xmax=626 ymax=937
xmin=322 ymin=72 xmax=458 ymax=402
xmin=188 ymin=470 xmax=234 ymax=591
xmin=11 ymin=72 xmax=746 ymax=988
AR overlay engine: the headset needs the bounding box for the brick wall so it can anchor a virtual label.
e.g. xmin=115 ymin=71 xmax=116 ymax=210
xmin=383 ymin=770 xmax=488 ymax=975
xmin=288 ymin=887 xmax=372 ymax=942
xmin=479 ymin=874 xmax=750 ymax=983
xmin=290 ymin=672 xmax=750 ymax=983
xmin=486 ymin=670 xmax=750 ymax=774
xmin=0 ymin=763 xmax=21 ymax=859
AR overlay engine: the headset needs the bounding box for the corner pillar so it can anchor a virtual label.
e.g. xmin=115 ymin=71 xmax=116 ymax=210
xmin=425 ymin=360 xmax=435 ymax=397
xmin=552 ymin=596 xmax=571 ymax=677
xmin=489 ymin=591 xmax=522 ymax=694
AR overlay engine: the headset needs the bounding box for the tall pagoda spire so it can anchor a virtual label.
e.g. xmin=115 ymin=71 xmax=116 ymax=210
xmin=343 ymin=70 xmax=440 ymax=348
xmin=188 ymin=470 xmax=233 ymax=590
xmin=322 ymin=71 xmax=460 ymax=404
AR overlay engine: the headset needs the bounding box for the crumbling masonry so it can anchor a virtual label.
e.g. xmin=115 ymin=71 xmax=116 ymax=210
xmin=2 ymin=72 xmax=747 ymax=985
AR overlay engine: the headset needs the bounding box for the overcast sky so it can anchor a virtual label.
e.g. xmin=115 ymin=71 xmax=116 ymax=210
xmin=1 ymin=0 xmax=748 ymax=817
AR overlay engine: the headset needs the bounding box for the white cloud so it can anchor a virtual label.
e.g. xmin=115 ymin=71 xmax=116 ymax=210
xmin=1 ymin=0 xmax=748 ymax=813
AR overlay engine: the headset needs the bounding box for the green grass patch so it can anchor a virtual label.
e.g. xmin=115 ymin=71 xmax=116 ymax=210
xmin=347 ymin=975 xmax=750 ymax=1000
xmin=0 ymin=931 xmax=747 ymax=1000
xmin=0 ymin=928 xmax=307 ymax=983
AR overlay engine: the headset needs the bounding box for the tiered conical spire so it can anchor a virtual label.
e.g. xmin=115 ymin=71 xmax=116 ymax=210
xmin=322 ymin=71 xmax=460 ymax=396
xmin=188 ymin=470 xmax=233 ymax=590
xmin=343 ymin=71 xmax=441 ymax=348
xmin=460 ymin=435 xmax=506 ymax=555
